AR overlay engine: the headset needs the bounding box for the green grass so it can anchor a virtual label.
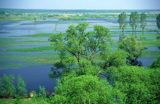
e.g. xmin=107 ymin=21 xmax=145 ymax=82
xmin=0 ymin=32 xmax=58 ymax=69
xmin=0 ymin=38 xmax=17 ymax=47
xmin=0 ymin=98 xmax=50 ymax=104
xmin=142 ymin=50 xmax=160 ymax=58
xmin=0 ymin=53 xmax=59 ymax=69
xmin=142 ymin=40 xmax=160 ymax=47
xmin=22 ymin=33 xmax=52 ymax=37
xmin=0 ymin=99 xmax=15 ymax=104
xmin=7 ymin=46 xmax=53 ymax=52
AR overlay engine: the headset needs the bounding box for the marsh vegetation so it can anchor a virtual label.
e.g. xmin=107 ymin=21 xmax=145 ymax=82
xmin=0 ymin=9 xmax=160 ymax=104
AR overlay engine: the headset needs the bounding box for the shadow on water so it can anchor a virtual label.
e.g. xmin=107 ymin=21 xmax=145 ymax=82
xmin=138 ymin=57 xmax=156 ymax=67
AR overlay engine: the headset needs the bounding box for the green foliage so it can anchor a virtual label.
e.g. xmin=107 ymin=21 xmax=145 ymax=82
xmin=106 ymin=66 xmax=159 ymax=104
xmin=130 ymin=12 xmax=139 ymax=35
xmin=16 ymin=76 xmax=27 ymax=97
xmin=0 ymin=75 xmax=28 ymax=98
xmin=0 ymin=75 xmax=15 ymax=98
xmin=102 ymin=50 xmax=127 ymax=68
xmin=50 ymin=95 xmax=67 ymax=104
xmin=118 ymin=12 xmax=127 ymax=34
xmin=156 ymin=14 xmax=160 ymax=30
xmin=140 ymin=13 xmax=147 ymax=34
xmin=119 ymin=36 xmax=144 ymax=65
xmin=14 ymin=97 xmax=21 ymax=104
xmin=150 ymin=56 xmax=160 ymax=68
xmin=77 ymin=59 xmax=101 ymax=75
xmin=52 ymin=75 xmax=125 ymax=104
xmin=149 ymin=68 xmax=160 ymax=103
xmin=50 ymin=23 xmax=111 ymax=72
xmin=38 ymin=86 xmax=47 ymax=98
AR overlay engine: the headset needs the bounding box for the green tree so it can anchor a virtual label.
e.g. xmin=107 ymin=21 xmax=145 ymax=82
xmin=119 ymin=36 xmax=144 ymax=65
xmin=150 ymin=56 xmax=160 ymax=68
xmin=50 ymin=23 xmax=111 ymax=71
xmin=149 ymin=68 xmax=160 ymax=103
xmin=106 ymin=66 xmax=156 ymax=104
xmin=140 ymin=13 xmax=147 ymax=35
xmin=77 ymin=59 xmax=101 ymax=75
xmin=16 ymin=76 xmax=27 ymax=97
xmin=118 ymin=12 xmax=127 ymax=40
xmin=102 ymin=50 xmax=127 ymax=68
xmin=130 ymin=12 xmax=139 ymax=35
xmin=0 ymin=75 xmax=15 ymax=98
xmin=14 ymin=97 xmax=21 ymax=104
xmin=38 ymin=86 xmax=47 ymax=98
xmin=51 ymin=75 xmax=125 ymax=104
xmin=156 ymin=14 xmax=160 ymax=32
xmin=50 ymin=95 xmax=67 ymax=104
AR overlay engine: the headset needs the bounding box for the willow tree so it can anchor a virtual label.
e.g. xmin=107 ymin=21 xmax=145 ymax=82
xmin=140 ymin=13 xmax=147 ymax=35
xmin=0 ymin=75 xmax=15 ymax=97
xmin=118 ymin=12 xmax=127 ymax=40
xmin=119 ymin=36 xmax=144 ymax=65
xmin=16 ymin=76 xmax=27 ymax=97
xmin=156 ymin=14 xmax=160 ymax=33
xmin=130 ymin=12 xmax=139 ymax=35
xmin=50 ymin=23 xmax=110 ymax=70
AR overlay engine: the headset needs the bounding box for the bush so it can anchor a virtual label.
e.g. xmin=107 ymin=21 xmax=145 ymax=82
xmin=106 ymin=66 xmax=159 ymax=103
xmin=0 ymin=75 xmax=15 ymax=98
xmin=150 ymin=56 xmax=160 ymax=68
xmin=38 ymin=86 xmax=47 ymax=98
xmin=16 ymin=76 xmax=27 ymax=97
xmin=102 ymin=50 xmax=127 ymax=68
xmin=51 ymin=75 xmax=125 ymax=104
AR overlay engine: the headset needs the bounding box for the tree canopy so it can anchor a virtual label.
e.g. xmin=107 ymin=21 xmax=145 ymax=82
xmin=130 ymin=12 xmax=139 ymax=35
xmin=119 ymin=36 xmax=144 ymax=65
xmin=51 ymin=75 xmax=125 ymax=104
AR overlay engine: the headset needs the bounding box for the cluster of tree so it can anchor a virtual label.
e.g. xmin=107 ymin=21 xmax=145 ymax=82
xmin=118 ymin=12 xmax=160 ymax=38
xmin=0 ymin=75 xmax=47 ymax=99
xmin=0 ymin=75 xmax=27 ymax=98
xmin=118 ymin=12 xmax=147 ymax=36
xmin=48 ymin=23 xmax=160 ymax=104
xmin=106 ymin=65 xmax=160 ymax=104
xmin=119 ymin=36 xmax=144 ymax=65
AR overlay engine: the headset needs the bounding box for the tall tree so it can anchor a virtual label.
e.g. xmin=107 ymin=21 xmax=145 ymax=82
xmin=50 ymin=23 xmax=111 ymax=70
xmin=150 ymin=56 xmax=160 ymax=68
xmin=156 ymin=14 xmax=160 ymax=33
xmin=140 ymin=13 xmax=147 ymax=35
xmin=38 ymin=86 xmax=47 ymax=98
xmin=130 ymin=12 xmax=139 ymax=35
xmin=0 ymin=75 xmax=15 ymax=97
xmin=16 ymin=76 xmax=27 ymax=97
xmin=119 ymin=36 xmax=144 ymax=65
xmin=118 ymin=12 xmax=127 ymax=40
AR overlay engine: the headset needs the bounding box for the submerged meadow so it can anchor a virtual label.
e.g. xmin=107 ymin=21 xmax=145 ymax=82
xmin=0 ymin=9 xmax=160 ymax=104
